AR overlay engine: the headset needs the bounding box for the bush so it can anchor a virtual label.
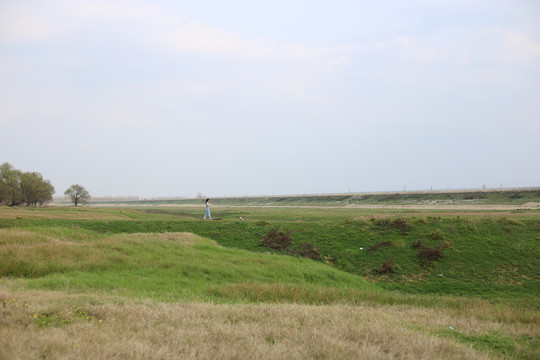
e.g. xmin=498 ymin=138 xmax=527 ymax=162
xmin=391 ymin=218 xmax=412 ymax=234
xmin=416 ymin=242 xmax=449 ymax=266
xmin=296 ymin=243 xmax=321 ymax=260
xmin=375 ymin=258 xmax=397 ymax=274
xmin=260 ymin=229 xmax=292 ymax=251
xmin=372 ymin=218 xmax=412 ymax=234
xmin=417 ymin=246 xmax=444 ymax=265
xmin=429 ymin=230 xmax=444 ymax=240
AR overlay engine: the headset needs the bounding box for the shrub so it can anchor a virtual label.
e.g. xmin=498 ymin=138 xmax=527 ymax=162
xmin=391 ymin=218 xmax=412 ymax=234
xmin=429 ymin=230 xmax=444 ymax=240
xmin=416 ymin=242 xmax=448 ymax=266
xmin=417 ymin=247 xmax=443 ymax=265
xmin=375 ymin=258 xmax=397 ymax=274
xmin=296 ymin=243 xmax=322 ymax=260
xmin=260 ymin=229 xmax=292 ymax=251
xmin=372 ymin=218 xmax=412 ymax=234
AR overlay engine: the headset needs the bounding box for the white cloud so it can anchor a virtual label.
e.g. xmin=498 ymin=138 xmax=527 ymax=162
xmin=157 ymin=21 xmax=276 ymax=57
xmin=0 ymin=14 xmax=54 ymax=43
xmin=372 ymin=36 xmax=414 ymax=49
xmin=0 ymin=1 xmax=352 ymax=67
xmin=504 ymin=31 xmax=540 ymax=62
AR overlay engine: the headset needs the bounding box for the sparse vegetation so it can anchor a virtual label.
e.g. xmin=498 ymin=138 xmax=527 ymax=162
xmin=295 ymin=242 xmax=322 ymax=260
xmin=375 ymin=258 xmax=398 ymax=274
xmin=260 ymin=228 xmax=292 ymax=251
xmin=372 ymin=217 xmax=412 ymax=234
xmin=429 ymin=229 xmax=444 ymax=240
xmin=416 ymin=243 xmax=447 ymax=266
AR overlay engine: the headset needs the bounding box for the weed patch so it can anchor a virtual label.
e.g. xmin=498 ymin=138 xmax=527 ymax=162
xmin=375 ymin=258 xmax=398 ymax=274
xmin=416 ymin=242 xmax=449 ymax=266
xmin=260 ymin=229 xmax=292 ymax=251
xmin=294 ymin=243 xmax=322 ymax=260
xmin=372 ymin=218 xmax=412 ymax=234
xmin=429 ymin=230 xmax=444 ymax=240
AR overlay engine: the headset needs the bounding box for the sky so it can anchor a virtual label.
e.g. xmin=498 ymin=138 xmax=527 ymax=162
xmin=1 ymin=0 xmax=539 ymax=198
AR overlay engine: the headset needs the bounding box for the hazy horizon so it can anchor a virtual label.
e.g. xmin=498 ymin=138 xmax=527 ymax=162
xmin=2 ymin=1 xmax=539 ymax=198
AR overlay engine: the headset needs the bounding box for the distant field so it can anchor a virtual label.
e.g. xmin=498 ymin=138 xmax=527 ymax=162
xmin=61 ymin=188 xmax=540 ymax=207
xmin=1 ymin=204 xmax=539 ymax=359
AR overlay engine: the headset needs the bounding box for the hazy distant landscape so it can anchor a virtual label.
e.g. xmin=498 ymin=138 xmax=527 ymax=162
xmin=54 ymin=188 xmax=540 ymax=208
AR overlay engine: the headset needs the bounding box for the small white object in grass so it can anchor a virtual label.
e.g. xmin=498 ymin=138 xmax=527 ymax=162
xmin=359 ymin=247 xmax=363 ymax=250
xmin=449 ymin=326 xmax=454 ymax=330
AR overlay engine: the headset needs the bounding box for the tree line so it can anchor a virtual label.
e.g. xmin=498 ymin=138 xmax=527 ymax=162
xmin=0 ymin=162 xmax=55 ymax=206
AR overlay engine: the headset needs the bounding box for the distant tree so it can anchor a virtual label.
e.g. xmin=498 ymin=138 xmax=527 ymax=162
xmin=38 ymin=180 xmax=55 ymax=205
xmin=196 ymin=192 xmax=206 ymax=199
xmin=20 ymin=172 xmax=55 ymax=206
xmin=64 ymin=184 xmax=90 ymax=206
xmin=0 ymin=163 xmax=55 ymax=206
xmin=0 ymin=162 xmax=22 ymax=206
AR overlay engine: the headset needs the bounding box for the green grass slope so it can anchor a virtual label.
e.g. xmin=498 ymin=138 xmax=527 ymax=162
xmin=1 ymin=207 xmax=539 ymax=304
xmin=0 ymin=228 xmax=379 ymax=303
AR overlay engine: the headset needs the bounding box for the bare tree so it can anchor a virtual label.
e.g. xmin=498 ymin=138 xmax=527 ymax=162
xmin=64 ymin=184 xmax=90 ymax=206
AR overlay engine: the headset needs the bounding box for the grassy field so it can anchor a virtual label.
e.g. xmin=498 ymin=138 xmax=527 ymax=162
xmin=1 ymin=205 xmax=539 ymax=359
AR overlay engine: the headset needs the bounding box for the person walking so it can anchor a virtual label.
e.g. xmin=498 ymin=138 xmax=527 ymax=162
xmin=203 ymin=198 xmax=212 ymax=220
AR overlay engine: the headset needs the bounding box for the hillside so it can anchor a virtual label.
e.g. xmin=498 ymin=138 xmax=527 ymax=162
xmin=0 ymin=229 xmax=378 ymax=302
xmin=1 ymin=206 xmax=539 ymax=302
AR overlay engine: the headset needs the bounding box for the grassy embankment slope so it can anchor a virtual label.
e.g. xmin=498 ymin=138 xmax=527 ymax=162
xmin=82 ymin=188 xmax=540 ymax=206
xmin=1 ymin=204 xmax=539 ymax=359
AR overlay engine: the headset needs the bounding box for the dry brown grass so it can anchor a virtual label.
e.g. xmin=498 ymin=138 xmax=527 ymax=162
xmin=3 ymin=288 xmax=536 ymax=360
xmin=0 ymin=230 xmax=202 ymax=277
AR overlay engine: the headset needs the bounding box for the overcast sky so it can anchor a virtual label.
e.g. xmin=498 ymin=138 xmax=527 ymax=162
xmin=1 ymin=0 xmax=539 ymax=198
